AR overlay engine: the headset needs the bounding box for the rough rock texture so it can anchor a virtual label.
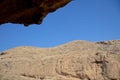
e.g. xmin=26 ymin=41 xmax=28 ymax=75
xmin=0 ymin=0 xmax=71 ymax=26
xmin=0 ymin=40 xmax=120 ymax=80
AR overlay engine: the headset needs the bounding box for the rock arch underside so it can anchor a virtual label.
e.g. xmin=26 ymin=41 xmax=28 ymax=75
xmin=0 ymin=0 xmax=71 ymax=26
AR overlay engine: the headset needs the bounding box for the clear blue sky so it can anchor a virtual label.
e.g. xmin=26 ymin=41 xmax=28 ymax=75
xmin=0 ymin=0 xmax=120 ymax=52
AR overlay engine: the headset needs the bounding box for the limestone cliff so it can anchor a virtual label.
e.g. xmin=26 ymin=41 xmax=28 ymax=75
xmin=0 ymin=0 xmax=71 ymax=26
xmin=0 ymin=40 xmax=120 ymax=80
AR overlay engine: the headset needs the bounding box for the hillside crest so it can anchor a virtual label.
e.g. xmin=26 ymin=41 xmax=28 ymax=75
xmin=0 ymin=40 xmax=120 ymax=80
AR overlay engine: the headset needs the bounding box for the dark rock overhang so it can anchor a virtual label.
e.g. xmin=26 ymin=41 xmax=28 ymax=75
xmin=0 ymin=0 xmax=71 ymax=26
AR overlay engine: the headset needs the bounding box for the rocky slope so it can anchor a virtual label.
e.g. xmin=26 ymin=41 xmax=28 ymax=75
xmin=0 ymin=40 xmax=120 ymax=80
xmin=0 ymin=0 xmax=71 ymax=26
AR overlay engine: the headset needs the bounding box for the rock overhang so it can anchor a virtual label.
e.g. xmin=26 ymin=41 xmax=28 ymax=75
xmin=0 ymin=0 xmax=72 ymax=26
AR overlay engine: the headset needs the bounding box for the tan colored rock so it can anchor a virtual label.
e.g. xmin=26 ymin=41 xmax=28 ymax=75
xmin=0 ymin=40 xmax=120 ymax=80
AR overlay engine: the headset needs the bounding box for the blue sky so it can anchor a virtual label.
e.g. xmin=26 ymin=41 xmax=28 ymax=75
xmin=0 ymin=0 xmax=120 ymax=52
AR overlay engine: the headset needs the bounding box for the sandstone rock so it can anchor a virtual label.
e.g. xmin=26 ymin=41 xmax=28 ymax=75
xmin=0 ymin=0 xmax=71 ymax=26
xmin=0 ymin=40 xmax=120 ymax=80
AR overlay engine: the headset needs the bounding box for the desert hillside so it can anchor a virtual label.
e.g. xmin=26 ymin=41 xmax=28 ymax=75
xmin=0 ymin=40 xmax=120 ymax=80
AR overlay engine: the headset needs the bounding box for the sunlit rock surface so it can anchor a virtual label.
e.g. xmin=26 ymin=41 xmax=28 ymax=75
xmin=0 ymin=40 xmax=120 ymax=80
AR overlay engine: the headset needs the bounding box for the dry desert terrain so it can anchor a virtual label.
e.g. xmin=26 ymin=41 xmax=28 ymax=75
xmin=0 ymin=40 xmax=120 ymax=80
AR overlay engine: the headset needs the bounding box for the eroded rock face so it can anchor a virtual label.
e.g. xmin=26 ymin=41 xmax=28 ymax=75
xmin=0 ymin=0 xmax=71 ymax=26
xmin=0 ymin=40 xmax=120 ymax=80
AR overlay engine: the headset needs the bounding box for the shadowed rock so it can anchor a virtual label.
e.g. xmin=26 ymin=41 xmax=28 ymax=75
xmin=0 ymin=0 xmax=71 ymax=26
